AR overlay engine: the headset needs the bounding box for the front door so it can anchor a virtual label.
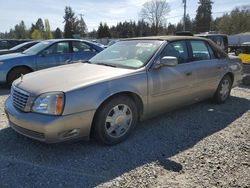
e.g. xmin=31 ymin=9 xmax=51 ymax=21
xmin=147 ymin=40 xmax=196 ymax=116
xmin=36 ymin=41 xmax=72 ymax=70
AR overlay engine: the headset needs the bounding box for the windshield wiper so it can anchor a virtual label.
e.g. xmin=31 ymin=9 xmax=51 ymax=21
xmin=96 ymin=63 xmax=117 ymax=67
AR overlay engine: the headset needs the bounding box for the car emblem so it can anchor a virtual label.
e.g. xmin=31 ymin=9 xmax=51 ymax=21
xmin=20 ymin=74 xmax=24 ymax=82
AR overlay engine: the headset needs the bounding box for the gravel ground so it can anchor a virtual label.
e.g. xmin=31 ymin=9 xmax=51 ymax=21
xmin=0 ymin=86 xmax=249 ymax=187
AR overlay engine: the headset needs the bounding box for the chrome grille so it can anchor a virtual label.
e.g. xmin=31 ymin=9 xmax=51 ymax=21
xmin=11 ymin=86 xmax=30 ymax=111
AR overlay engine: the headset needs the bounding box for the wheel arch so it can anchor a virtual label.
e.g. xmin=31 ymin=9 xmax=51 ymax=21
xmin=90 ymin=91 xmax=144 ymax=137
xmin=7 ymin=65 xmax=34 ymax=81
xmin=224 ymin=72 xmax=234 ymax=84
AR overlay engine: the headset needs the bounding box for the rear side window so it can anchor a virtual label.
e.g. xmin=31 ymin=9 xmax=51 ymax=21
xmin=161 ymin=41 xmax=189 ymax=64
xmin=72 ymin=42 xmax=96 ymax=52
xmin=190 ymin=41 xmax=210 ymax=61
xmin=207 ymin=44 xmax=216 ymax=59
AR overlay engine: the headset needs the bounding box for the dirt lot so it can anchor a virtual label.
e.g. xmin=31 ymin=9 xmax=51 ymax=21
xmin=0 ymin=86 xmax=249 ymax=187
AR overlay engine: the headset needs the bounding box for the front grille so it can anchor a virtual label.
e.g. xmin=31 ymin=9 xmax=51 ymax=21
xmin=11 ymin=86 xmax=30 ymax=111
xmin=10 ymin=122 xmax=45 ymax=140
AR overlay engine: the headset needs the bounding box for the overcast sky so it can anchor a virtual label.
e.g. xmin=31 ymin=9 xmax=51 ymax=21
xmin=0 ymin=0 xmax=249 ymax=32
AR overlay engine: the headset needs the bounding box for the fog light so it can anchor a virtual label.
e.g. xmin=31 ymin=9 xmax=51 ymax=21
xmin=60 ymin=129 xmax=80 ymax=138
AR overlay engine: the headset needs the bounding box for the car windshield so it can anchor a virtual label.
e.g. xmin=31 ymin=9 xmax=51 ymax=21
xmin=22 ymin=41 xmax=52 ymax=54
xmin=90 ymin=40 xmax=163 ymax=69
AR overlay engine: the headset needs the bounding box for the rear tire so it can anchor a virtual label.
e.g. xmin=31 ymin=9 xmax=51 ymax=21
xmin=213 ymin=75 xmax=232 ymax=104
xmin=7 ymin=67 xmax=31 ymax=86
xmin=93 ymin=95 xmax=138 ymax=145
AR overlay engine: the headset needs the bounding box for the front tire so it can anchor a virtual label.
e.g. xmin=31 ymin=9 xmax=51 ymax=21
xmin=93 ymin=95 xmax=138 ymax=145
xmin=213 ymin=75 xmax=232 ymax=104
xmin=7 ymin=67 xmax=31 ymax=86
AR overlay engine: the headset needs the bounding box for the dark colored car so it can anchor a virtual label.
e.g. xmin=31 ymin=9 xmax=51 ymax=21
xmin=0 ymin=39 xmax=31 ymax=50
xmin=0 ymin=39 xmax=104 ymax=85
xmin=0 ymin=41 xmax=39 ymax=55
xmin=196 ymin=33 xmax=228 ymax=53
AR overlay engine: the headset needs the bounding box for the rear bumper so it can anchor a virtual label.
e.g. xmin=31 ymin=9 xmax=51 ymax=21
xmin=4 ymin=97 xmax=96 ymax=143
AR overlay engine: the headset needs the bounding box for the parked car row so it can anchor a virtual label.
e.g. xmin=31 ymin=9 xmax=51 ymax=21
xmin=0 ymin=39 xmax=103 ymax=85
xmin=0 ymin=41 xmax=39 ymax=55
xmin=4 ymin=36 xmax=243 ymax=145
xmin=0 ymin=39 xmax=31 ymax=50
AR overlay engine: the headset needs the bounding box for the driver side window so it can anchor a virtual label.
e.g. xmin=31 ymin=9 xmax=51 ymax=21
xmin=161 ymin=41 xmax=189 ymax=64
xmin=46 ymin=42 xmax=70 ymax=54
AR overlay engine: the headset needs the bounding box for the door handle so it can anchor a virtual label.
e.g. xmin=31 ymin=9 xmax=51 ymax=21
xmin=185 ymin=72 xmax=192 ymax=76
xmin=65 ymin=59 xmax=71 ymax=64
xmin=217 ymin=66 xmax=222 ymax=69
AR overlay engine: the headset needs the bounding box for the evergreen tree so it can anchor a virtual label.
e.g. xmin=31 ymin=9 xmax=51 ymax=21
xmin=97 ymin=22 xmax=104 ymax=38
xmin=88 ymin=29 xmax=97 ymax=38
xmin=97 ymin=22 xmax=111 ymax=38
xmin=63 ymin=6 xmax=79 ymax=38
xmin=14 ymin=20 xmax=27 ymax=39
xmin=195 ymin=0 xmax=213 ymax=33
xmin=167 ymin=23 xmax=176 ymax=35
xmin=44 ymin=19 xmax=53 ymax=39
xmin=215 ymin=6 xmax=250 ymax=35
xmin=35 ymin=18 xmax=45 ymax=37
xmin=30 ymin=24 xmax=37 ymax=36
xmin=54 ymin=27 xmax=63 ymax=39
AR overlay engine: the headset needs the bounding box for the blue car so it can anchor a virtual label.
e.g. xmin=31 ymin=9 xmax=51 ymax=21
xmin=0 ymin=39 xmax=103 ymax=85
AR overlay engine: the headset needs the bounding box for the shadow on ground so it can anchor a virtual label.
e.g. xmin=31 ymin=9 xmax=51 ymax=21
xmin=0 ymin=95 xmax=249 ymax=187
xmin=0 ymin=84 xmax=10 ymax=96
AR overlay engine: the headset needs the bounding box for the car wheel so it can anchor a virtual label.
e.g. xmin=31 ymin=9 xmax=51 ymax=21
xmin=7 ymin=67 xmax=31 ymax=86
xmin=214 ymin=75 xmax=232 ymax=104
xmin=93 ymin=95 xmax=138 ymax=145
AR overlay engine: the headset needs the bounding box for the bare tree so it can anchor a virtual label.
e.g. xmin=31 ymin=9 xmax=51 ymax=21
xmin=140 ymin=0 xmax=170 ymax=35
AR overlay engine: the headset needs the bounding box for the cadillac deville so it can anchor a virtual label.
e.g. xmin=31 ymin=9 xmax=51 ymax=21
xmin=4 ymin=36 xmax=243 ymax=145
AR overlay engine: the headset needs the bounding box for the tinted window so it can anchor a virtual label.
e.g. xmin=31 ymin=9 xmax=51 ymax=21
xmin=72 ymin=42 xmax=96 ymax=52
xmin=0 ymin=41 xmax=8 ymax=48
xmin=46 ymin=42 xmax=69 ymax=54
xmin=161 ymin=41 xmax=189 ymax=64
xmin=190 ymin=41 xmax=210 ymax=61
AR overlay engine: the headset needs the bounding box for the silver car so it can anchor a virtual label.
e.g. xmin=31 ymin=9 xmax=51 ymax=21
xmin=4 ymin=36 xmax=243 ymax=145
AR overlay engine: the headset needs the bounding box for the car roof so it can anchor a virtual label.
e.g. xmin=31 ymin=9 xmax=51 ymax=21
xmin=196 ymin=34 xmax=228 ymax=37
xmin=45 ymin=39 xmax=91 ymax=42
xmin=122 ymin=35 xmax=210 ymax=42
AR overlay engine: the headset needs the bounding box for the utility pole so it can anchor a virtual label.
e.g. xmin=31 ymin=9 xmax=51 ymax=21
xmin=183 ymin=0 xmax=187 ymax=31
xmin=79 ymin=13 xmax=84 ymax=19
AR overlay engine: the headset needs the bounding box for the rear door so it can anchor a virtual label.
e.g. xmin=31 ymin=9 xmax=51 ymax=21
xmin=71 ymin=41 xmax=98 ymax=62
xmin=36 ymin=41 xmax=72 ymax=70
xmin=187 ymin=40 xmax=225 ymax=100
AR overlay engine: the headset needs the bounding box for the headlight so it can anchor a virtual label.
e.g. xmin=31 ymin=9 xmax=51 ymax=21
xmin=32 ymin=92 xmax=65 ymax=115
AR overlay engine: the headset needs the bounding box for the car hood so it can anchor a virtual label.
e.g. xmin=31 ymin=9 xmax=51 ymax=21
xmin=0 ymin=52 xmax=29 ymax=61
xmin=14 ymin=63 xmax=137 ymax=95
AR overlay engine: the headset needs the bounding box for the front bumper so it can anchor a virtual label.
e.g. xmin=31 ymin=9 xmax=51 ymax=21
xmin=4 ymin=97 xmax=96 ymax=143
xmin=0 ymin=70 xmax=7 ymax=83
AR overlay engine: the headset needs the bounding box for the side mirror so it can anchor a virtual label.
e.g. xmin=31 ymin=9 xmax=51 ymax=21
xmin=153 ymin=56 xmax=178 ymax=69
xmin=41 ymin=50 xmax=49 ymax=57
